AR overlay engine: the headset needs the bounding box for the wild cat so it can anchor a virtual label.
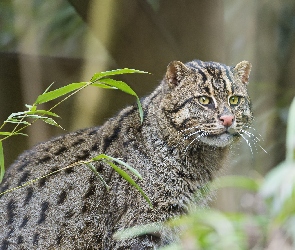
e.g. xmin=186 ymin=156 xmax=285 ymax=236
xmin=0 ymin=59 xmax=252 ymax=249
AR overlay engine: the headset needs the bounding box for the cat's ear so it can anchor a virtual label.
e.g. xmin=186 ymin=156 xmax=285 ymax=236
xmin=234 ymin=61 xmax=252 ymax=85
xmin=165 ymin=61 xmax=189 ymax=87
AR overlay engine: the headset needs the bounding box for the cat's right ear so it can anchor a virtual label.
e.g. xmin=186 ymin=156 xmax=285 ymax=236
xmin=234 ymin=61 xmax=252 ymax=85
xmin=165 ymin=61 xmax=188 ymax=88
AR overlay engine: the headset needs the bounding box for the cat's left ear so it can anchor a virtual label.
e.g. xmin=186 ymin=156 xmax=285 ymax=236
xmin=166 ymin=61 xmax=189 ymax=88
xmin=234 ymin=61 xmax=252 ymax=85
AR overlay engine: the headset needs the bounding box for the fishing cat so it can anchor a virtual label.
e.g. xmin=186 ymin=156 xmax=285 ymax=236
xmin=0 ymin=59 xmax=252 ymax=249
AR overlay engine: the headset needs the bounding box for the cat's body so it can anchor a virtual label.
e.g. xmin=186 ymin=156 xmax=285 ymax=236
xmin=0 ymin=60 xmax=252 ymax=249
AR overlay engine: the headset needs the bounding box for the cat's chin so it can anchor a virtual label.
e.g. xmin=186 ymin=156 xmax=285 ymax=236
xmin=199 ymin=132 xmax=234 ymax=147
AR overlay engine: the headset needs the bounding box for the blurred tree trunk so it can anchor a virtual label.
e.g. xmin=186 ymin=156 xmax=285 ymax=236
xmin=67 ymin=0 xmax=225 ymax=128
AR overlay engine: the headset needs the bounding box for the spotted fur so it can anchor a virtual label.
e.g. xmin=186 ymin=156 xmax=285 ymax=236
xmin=0 ymin=59 xmax=252 ymax=249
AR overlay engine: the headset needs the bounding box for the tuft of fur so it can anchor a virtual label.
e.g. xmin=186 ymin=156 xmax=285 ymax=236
xmin=0 ymin=59 xmax=252 ymax=249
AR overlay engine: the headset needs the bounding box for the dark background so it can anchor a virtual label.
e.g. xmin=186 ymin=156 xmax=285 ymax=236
xmin=1 ymin=0 xmax=295 ymax=211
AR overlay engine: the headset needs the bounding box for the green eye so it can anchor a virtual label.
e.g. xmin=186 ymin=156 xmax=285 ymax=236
xmin=198 ymin=96 xmax=211 ymax=105
xmin=229 ymin=96 xmax=240 ymax=105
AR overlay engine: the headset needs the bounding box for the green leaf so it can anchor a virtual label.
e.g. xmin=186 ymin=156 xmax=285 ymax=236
xmin=42 ymin=117 xmax=63 ymax=128
xmin=91 ymin=68 xmax=148 ymax=82
xmin=92 ymin=154 xmax=142 ymax=179
xmin=91 ymin=83 xmax=117 ymax=89
xmin=34 ymin=82 xmax=89 ymax=104
xmin=4 ymin=120 xmax=31 ymax=125
xmin=0 ymin=132 xmax=28 ymax=136
xmin=113 ymin=222 xmax=162 ymax=240
xmin=0 ymin=141 xmax=4 ymax=182
xmin=136 ymin=98 xmax=144 ymax=123
xmin=97 ymin=78 xmax=137 ymax=96
xmin=85 ymin=162 xmax=110 ymax=190
xmin=286 ymin=97 xmax=295 ymax=161
xmin=94 ymin=78 xmax=144 ymax=123
xmin=106 ymin=160 xmax=153 ymax=208
xmin=6 ymin=111 xmax=27 ymax=120
xmin=25 ymin=110 xmax=60 ymax=117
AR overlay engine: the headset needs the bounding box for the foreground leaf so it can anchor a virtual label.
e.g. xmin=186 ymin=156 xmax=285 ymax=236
xmin=106 ymin=160 xmax=152 ymax=208
xmin=0 ymin=142 xmax=4 ymax=182
xmin=286 ymin=97 xmax=295 ymax=162
xmin=35 ymin=82 xmax=89 ymax=104
xmin=91 ymin=68 xmax=148 ymax=82
xmin=85 ymin=162 xmax=110 ymax=190
xmin=0 ymin=132 xmax=28 ymax=136
xmin=98 ymin=78 xmax=137 ymax=96
xmin=92 ymin=154 xmax=142 ymax=179
xmin=113 ymin=222 xmax=162 ymax=240
xmin=25 ymin=110 xmax=60 ymax=117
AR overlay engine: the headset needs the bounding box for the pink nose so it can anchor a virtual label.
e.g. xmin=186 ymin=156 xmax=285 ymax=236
xmin=220 ymin=115 xmax=234 ymax=127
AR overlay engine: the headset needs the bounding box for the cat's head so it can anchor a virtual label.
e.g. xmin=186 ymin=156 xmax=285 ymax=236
xmin=162 ymin=59 xmax=253 ymax=148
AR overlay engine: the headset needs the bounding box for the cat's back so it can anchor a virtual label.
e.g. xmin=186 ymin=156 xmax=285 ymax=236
xmin=0 ymin=126 xmax=110 ymax=249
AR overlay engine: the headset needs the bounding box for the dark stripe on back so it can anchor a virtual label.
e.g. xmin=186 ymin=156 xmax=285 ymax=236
xmin=19 ymin=215 xmax=29 ymax=228
xmin=7 ymin=199 xmax=16 ymax=224
xmin=24 ymin=187 xmax=33 ymax=205
xmin=54 ymin=146 xmax=67 ymax=156
xmin=33 ymin=233 xmax=39 ymax=245
xmin=37 ymin=202 xmax=49 ymax=224
xmin=102 ymin=106 xmax=136 ymax=152
xmin=18 ymin=171 xmax=30 ymax=186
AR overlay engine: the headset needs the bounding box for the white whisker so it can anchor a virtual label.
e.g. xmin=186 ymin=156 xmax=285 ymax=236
xmin=238 ymin=132 xmax=253 ymax=155
xmin=184 ymin=130 xmax=203 ymax=140
xmin=240 ymin=129 xmax=267 ymax=154
xmin=180 ymin=126 xmax=200 ymax=133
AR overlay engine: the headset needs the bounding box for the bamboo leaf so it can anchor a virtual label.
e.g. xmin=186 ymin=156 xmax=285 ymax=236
xmin=85 ymin=162 xmax=110 ymax=190
xmin=91 ymin=68 xmax=148 ymax=82
xmin=4 ymin=120 xmax=31 ymax=125
xmin=113 ymin=222 xmax=162 ymax=240
xmin=97 ymin=78 xmax=137 ymax=96
xmin=25 ymin=110 xmax=60 ymax=117
xmin=0 ymin=132 xmax=28 ymax=136
xmin=286 ymin=97 xmax=295 ymax=162
xmin=0 ymin=141 xmax=4 ymax=182
xmin=105 ymin=160 xmax=153 ymax=208
xmin=93 ymin=79 xmax=144 ymax=123
xmin=34 ymin=82 xmax=89 ymax=104
xmin=92 ymin=83 xmax=117 ymax=89
xmin=92 ymin=154 xmax=142 ymax=179
xmin=42 ymin=117 xmax=63 ymax=128
xmin=6 ymin=111 xmax=27 ymax=120
xmin=136 ymin=98 xmax=144 ymax=123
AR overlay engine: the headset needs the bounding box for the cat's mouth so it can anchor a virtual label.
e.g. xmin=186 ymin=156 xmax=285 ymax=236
xmin=199 ymin=130 xmax=236 ymax=147
xmin=207 ymin=127 xmax=237 ymax=137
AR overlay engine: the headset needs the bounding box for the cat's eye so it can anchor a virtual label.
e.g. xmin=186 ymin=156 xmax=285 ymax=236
xmin=229 ymin=96 xmax=240 ymax=106
xmin=198 ymin=96 xmax=211 ymax=105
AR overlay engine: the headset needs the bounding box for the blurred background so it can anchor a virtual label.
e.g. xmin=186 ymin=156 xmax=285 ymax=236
xmin=1 ymin=0 xmax=295 ymax=213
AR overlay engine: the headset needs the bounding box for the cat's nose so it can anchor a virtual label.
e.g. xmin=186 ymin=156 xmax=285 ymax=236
xmin=220 ymin=115 xmax=234 ymax=127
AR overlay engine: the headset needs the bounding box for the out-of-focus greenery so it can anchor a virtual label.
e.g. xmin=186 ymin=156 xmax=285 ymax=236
xmin=116 ymin=97 xmax=295 ymax=249
xmin=0 ymin=0 xmax=86 ymax=57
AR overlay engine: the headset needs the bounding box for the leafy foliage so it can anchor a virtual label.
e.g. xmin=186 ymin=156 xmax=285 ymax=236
xmin=0 ymin=68 xmax=151 ymax=206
